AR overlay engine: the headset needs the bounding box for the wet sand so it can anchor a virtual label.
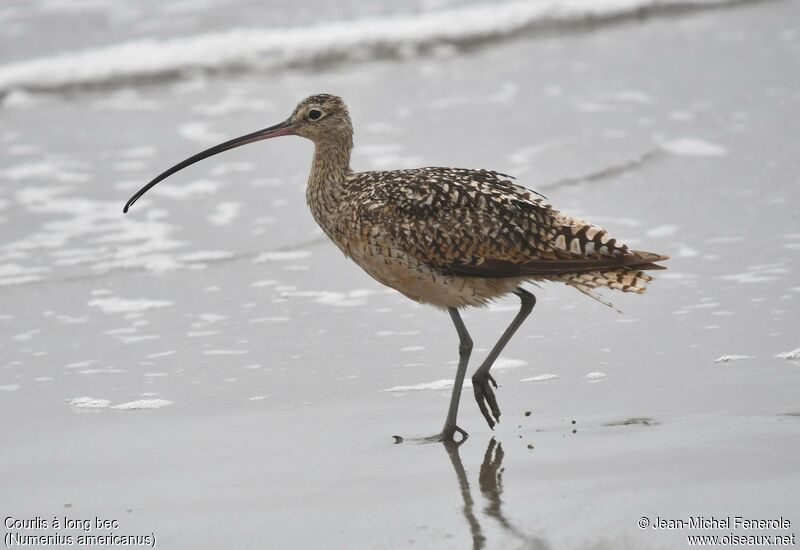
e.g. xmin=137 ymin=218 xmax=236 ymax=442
xmin=1 ymin=1 xmax=799 ymax=548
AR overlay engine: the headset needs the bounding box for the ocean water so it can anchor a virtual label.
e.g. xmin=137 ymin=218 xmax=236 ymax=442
xmin=0 ymin=0 xmax=761 ymax=90
xmin=2 ymin=1 xmax=799 ymax=549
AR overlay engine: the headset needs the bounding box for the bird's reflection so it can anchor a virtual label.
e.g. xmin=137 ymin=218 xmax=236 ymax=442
xmin=442 ymin=438 xmax=551 ymax=550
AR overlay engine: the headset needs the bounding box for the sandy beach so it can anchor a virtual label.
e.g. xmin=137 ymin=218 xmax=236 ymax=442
xmin=1 ymin=0 xmax=799 ymax=548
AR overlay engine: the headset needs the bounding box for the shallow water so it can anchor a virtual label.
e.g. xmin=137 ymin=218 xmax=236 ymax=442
xmin=2 ymin=0 xmax=799 ymax=548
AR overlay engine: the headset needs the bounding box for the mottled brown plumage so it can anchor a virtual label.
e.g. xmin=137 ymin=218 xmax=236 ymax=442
xmin=297 ymin=94 xmax=667 ymax=309
xmin=125 ymin=93 xmax=668 ymax=442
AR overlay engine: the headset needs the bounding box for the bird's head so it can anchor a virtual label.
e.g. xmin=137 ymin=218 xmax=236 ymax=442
xmin=123 ymin=93 xmax=351 ymax=213
xmin=289 ymin=94 xmax=352 ymax=143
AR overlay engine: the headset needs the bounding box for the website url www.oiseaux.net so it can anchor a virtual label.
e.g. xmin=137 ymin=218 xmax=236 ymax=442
xmin=687 ymin=533 xmax=795 ymax=546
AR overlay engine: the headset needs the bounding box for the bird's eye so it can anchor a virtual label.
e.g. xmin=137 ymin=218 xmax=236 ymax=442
xmin=308 ymin=109 xmax=323 ymax=121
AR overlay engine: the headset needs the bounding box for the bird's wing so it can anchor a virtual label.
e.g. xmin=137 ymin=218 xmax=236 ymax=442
xmin=352 ymin=167 xmax=666 ymax=278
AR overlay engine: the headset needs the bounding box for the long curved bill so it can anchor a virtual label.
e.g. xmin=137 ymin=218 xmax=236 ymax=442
xmin=123 ymin=118 xmax=294 ymax=213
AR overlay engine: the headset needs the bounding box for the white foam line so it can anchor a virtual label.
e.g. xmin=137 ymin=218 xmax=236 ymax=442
xmin=88 ymin=297 xmax=173 ymax=313
xmin=68 ymin=397 xmax=111 ymax=408
xmin=661 ymin=137 xmax=728 ymax=157
xmin=714 ymin=354 xmax=751 ymax=363
xmin=493 ymin=357 xmax=527 ymax=370
xmin=0 ymin=0 xmax=748 ymax=92
xmin=69 ymin=397 xmax=173 ymax=410
xmin=381 ymin=379 xmax=473 ymax=392
xmin=776 ymin=347 xmax=800 ymax=361
xmin=111 ymin=399 xmax=173 ymax=410
xmin=520 ymin=374 xmax=558 ymax=382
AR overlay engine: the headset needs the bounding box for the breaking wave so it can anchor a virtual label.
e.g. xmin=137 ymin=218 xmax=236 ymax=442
xmin=0 ymin=0 xmax=757 ymax=94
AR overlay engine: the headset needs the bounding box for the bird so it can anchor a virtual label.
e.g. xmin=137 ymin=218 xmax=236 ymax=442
xmin=124 ymin=93 xmax=668 ymax=442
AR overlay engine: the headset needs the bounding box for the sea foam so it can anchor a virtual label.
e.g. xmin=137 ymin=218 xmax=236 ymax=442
xmin=0 ymin=0 xmax=752 ymax=93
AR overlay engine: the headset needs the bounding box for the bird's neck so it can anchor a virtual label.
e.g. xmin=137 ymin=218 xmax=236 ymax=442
xmin=306 ymin=137 xmax=353 ymax=227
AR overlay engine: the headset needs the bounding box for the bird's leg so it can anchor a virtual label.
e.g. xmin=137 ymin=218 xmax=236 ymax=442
xmin=472 ymin=288 xmax=536 ymax=429
xmin=433 ymin=307 xmax=473 ymax=442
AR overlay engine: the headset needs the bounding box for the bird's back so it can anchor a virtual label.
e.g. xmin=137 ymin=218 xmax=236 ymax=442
xmin=321 ymin=166 xmax=667 ymax=308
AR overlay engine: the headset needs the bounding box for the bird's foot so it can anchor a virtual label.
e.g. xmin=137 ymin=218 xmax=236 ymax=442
xmin=473 ymin=372 xmax=501 ymax=429
xmin=392 ymin=425 xmax=468 ymax=445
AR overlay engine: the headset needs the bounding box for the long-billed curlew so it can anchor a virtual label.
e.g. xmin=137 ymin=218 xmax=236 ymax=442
xmin=124 ymin=94 xmax=668 ymax=442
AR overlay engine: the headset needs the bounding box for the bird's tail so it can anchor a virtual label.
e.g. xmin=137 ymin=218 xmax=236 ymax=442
xmin=564 ymin=268 xmax=655 ymax=295
xmin=560 ymin=269 xmax=653 ymax=312
xmin=625 ymin=249 xmax=670 ymax=271
xmin=560 ymin=249 xmax=668 ymax=309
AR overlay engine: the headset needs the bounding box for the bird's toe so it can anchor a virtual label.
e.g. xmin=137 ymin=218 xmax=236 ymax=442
xmin=474 ymin=386 xmax=496 ymax=429
xmin=473 ymin=374 xmax=501 ymax=428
